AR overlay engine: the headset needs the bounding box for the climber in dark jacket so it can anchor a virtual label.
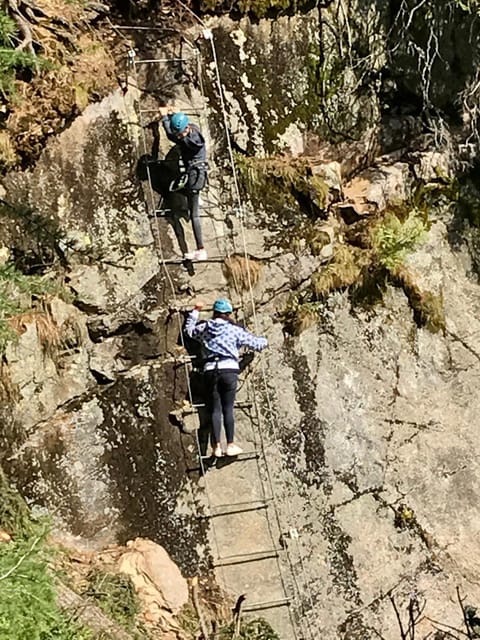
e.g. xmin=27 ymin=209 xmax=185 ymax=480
xmin=185 ymin=298 xmax=268 ymax=458
xmin=136 ymin=121 xmax=190 ymax=257
xmin=160 ymin=107 xmax=208 ymax=262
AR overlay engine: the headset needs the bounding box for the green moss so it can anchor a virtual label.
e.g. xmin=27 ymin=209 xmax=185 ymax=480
xmin=236 ymin=154 xmax=330 ymax=251
xmin=281 ymin=295 xmax=324 ymax=336
xmin=311 ymin=245 xmax=368 ymax=297
xmin=83 ymin=570 xmax=140 ymax=631
xmin=390 ymin=266 xmax=446 ymax=334
xmin=200 ymin=0 xmax=313 ymax=21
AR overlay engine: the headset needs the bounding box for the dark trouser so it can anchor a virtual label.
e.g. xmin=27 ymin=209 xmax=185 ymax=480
xmin=204 ymin=369 xmax=238 ymax=444
xmin=188 ymin=191 xmax=203 ymax=249
xmin=170 ymin=166 xmax=206 ymax=251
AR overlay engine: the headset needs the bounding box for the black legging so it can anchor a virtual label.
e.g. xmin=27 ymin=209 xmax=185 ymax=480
xmin=204 ymin=369 xmax=238 ymax=444
xmin=188 ymin=191 xmax=203 ymax=249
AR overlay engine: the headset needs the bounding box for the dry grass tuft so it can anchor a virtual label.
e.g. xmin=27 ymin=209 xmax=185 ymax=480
xmin=311 ymin=245 xmax=369 ymax=296
xmin=0 ymin=131 xmax=17 ymax=170
xmin=287 ymin=305 xmax=318 ymax=336
xmin=9 ymin=310 xmax=61 ymax=354
xmin=223 ymin=254 xmax=263 ymax=293
xmin=390 ymin=265 xmax=445 ymax=333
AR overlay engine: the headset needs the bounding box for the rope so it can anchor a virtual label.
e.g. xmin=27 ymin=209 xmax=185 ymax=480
xmin=205 ymin=31 xmax=320 ymax=640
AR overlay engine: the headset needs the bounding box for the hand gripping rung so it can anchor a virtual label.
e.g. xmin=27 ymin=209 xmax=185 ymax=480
xmin=214 ymin=549 xmax=280 ymax=567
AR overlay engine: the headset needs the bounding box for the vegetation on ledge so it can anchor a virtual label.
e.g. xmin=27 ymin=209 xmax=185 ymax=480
xmin=276 ymin=177 xmax=448 ymax=336
xmin=0 ymin=468 xmax=93 ymax=640
xmin=1 ymin=1 xmax=117 ymax=170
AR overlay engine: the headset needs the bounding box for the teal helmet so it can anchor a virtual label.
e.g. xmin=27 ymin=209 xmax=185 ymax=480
xmin=213 ymin=298 xmax=233 ymax=314
xmin=170 ymin=112 xmax=189 ymax=134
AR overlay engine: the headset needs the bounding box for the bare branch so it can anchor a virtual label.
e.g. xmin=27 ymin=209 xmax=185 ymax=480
xmin=456 ymin=586 xmax=473 ymax=640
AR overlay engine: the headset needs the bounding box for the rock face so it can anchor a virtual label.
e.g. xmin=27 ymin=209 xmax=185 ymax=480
xmin=118 ymin=538 xmax=189 ymax=623
xmin=1 ymin=84 xmax=208 ymax=573
xmin=1 ymin=2 xmax=480 ymax=640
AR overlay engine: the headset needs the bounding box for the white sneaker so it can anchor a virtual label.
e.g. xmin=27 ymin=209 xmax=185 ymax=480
xmin=184 ymin=249 xmax=208 ymax=261
xmin=213 ymin=444 xmax=224 ymax=458
xmin=226 ymin=444 xmax=243 ymax=456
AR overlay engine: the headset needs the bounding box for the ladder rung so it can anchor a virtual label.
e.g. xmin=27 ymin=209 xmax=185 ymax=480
xmin=192 ymin=401 xmax=252 ymax=409
xmin=133 ymin=57 xmax=195 ymax=64
xmin=164 ymin=257 xmax=225 ymax=265
xmin=215 ymin=549 xmax=280 ymax=567
xmin=200 ymin=451 xmax=259 ymax=462
xmin=140 ymin=108 xmax=205 ymax=114
xmin=155 ymin=203 xmax=217 ymax=212
xmin=208 ymin=499 xmax=271 ymax=517
xmin=242 ymin=598 xmax=291 ymax=613
xmin=156 ymin=213 xmax=212 ymax=219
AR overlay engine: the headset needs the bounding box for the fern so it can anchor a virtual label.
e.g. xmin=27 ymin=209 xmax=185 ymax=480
xmin=373 ymin=210 xmax=427 ymax=270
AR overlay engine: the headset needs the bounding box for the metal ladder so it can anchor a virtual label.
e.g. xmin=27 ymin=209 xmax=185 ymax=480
xmin=125 ymin=33 xmax=308 ymax=639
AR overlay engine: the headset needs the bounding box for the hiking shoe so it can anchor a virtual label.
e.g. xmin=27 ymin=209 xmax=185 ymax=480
xmin=184 ymin=249 xmax=208 ymax=261
xmin=213 ymin=444 xmax=224 ymax=458
xmin=226 ymin=444 xmax=243 ymax=456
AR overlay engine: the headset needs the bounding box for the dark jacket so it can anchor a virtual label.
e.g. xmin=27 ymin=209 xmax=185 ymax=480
xmin=162 ymin=116 xmax=206 ymax=168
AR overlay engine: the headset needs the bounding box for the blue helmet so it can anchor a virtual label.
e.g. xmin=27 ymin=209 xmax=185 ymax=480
xmin=213 ymin=298 xmax=233 ymax=314
xmin=170 ymin=112 xmax=189 ymax=134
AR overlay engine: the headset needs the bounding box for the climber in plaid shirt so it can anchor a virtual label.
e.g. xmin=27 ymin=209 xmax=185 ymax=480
xmin=185 ymin=298 xmax=268 ymax=458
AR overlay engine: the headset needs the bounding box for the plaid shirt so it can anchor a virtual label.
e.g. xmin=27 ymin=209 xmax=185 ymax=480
xmin=185 ymin=310 xmax=268 ymax=370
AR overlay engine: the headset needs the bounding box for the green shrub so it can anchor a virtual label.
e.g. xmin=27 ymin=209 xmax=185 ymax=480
xmin=0 ymin=530 xmax=92 ymax=639
xmin=83 ymin=570 xmax=140 ymax=630
xmin=373 ymin=210 xmax=427 ymax=270
xmin=453 ymin=0 xmax=480 ymax=12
